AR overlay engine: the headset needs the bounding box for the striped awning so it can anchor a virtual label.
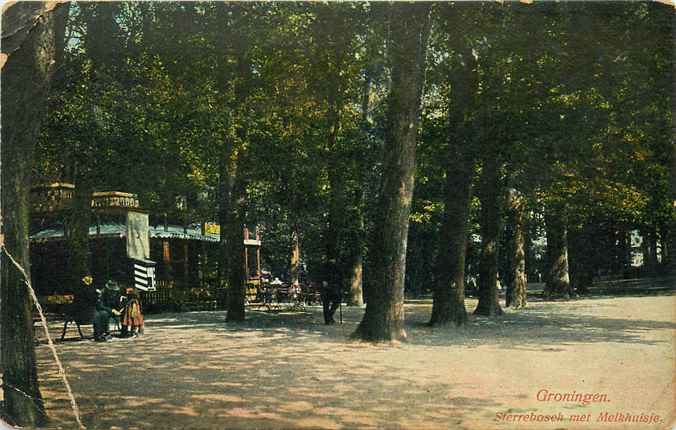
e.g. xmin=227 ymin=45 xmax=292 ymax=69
xmin=132 ymin=258 xmax=156 ymax=292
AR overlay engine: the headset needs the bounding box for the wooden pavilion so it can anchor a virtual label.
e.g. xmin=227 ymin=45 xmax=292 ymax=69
xmin=29 ymin=183 xmax=262 ymax=311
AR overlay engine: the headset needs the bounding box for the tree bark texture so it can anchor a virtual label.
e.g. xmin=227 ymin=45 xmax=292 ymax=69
xmin=325 ymin=171 xmax=344 ymax=291
xmin=290 ymin=225 xmax=301 ymax=284
xmin=473 ymin=157 xmax=504 ymax=317
xmin=225 ymin=209 xmax=246 ymax=322
xmin=353 ymin=3 xmax=431 ymax=342
xmin=65 ymin=175 xmax=93 ymax=286
xmin=429 ymin=6 xmax=479 ymax=326
xmin=671 ymin=18 xmax=676 ymax=276
xmin=568 ymin=222 xmax=594 ymax=295
xmin=1 ymin=2 xmax=65 ymax=426
xmin=643 ymin=226 xmax=659 ymax=274
xmin=316 ymin=5 xmax=350 ymax=299
xmin=216 ymin=3 xmax=250 ymax=322
xmin=613 ymin=225 xmax=630 ymax=276
xmin=64 ymin=2 xmax=119 ymax=290
xmin=347 ymin=189 xmax=366 ymax=307
xmin=219 ymin=144 xmax=247 ymax=322
xmin=348 ymin=253 xmax=364 ymax=306
xmin=429 ymin=152 xmax=473 ymax=325
xmin=544 ymin=205 xmax=572 ymax=299
xmin=505 ymin=190 xmax=527 ymax=309
xmin=346 ymin=37 xmax=374 ymax=308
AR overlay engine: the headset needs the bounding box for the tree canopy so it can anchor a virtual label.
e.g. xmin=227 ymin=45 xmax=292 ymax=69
xmin=31 ymin=0 xmax=674 ymax=322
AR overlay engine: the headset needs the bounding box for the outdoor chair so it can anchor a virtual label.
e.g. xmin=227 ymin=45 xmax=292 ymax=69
xmin=61 ymin=304 xmax=95 ymax=341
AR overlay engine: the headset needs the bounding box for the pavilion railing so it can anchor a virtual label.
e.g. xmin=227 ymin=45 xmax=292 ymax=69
xmin=142 ymin=281 xmax=227 ymax=313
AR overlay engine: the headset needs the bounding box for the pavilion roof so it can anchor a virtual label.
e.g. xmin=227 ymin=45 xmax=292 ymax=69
xmin=30 ymin=223 xmax=220 ymax=243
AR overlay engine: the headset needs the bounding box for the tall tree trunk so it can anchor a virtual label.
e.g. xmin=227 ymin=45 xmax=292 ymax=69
xmin=226 ymin=199 xmax=245 ymax=322
xmin=64 ymin=2 xmax=119 ymax=289
xmin=505 ymin=189 xmax=527 ymax=309
xmin=325 ymin=170 xmax=345 ymax=294
xmin=616 ymin=225 xmax=630 ymax=277
xmin=347 ymin=190 xmax=365 ymax=306
xmin=671 ymin=28 xmax=676 ymax=276
xmin=348 ymin=253 xmax=364 ymax=306
xmin=347 ymin=43 xmax=374 ymax=308
xmin=219 ymin=141 xmax=246 ymax=322
xmin=1 ymin=2 xmax=65 ymax=426
xmin=569 ymin=222 xmax=594 ymax=295
xmin=353 ymin=3 xmax=431 ymax=342
xmin=659 ymin=224 xmax=669 ymax=270
xmin=643 ymin=226 xmax=659 ymax=274
xmin=290 ymin=225 xmax=300 ymax=284
xmin=316 ymin=5 xmax=349 ymax=300
xmin=346 ymin=193 xmax=366 ymax=307
xmin=429 ymin=153 xmax=473 ymax=325
xmin=525 ymin=213 xmax=546 ymax=283
xmin=218 ymin=143 xmax=235 ymax=281
xmin=216 ymin=3 xmax=250 ymax=322
xmin=429 ymin=5 xmax=478 ymax=326
xmin=65 ymin=174 xmax=93 ymax=286
xmin=544 ymin=205 xmax=572 ymax=299
xmin=473 ymin=157 xmax=504 ymax=317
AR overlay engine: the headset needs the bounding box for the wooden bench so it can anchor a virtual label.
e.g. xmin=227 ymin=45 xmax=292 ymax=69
xmin=60 ymin=317 xmax=92 ymax=341
xmin=301 ymin=285 xmax=321 ymax=305
xmin=31 ymin=310 xmax=85 ymax=342
xmin=58 ymin=304 xmax=96 ymax=341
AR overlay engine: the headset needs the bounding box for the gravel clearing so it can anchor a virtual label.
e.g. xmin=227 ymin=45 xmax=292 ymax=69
xmin=27 ymin=293 xmax=676 ymax=429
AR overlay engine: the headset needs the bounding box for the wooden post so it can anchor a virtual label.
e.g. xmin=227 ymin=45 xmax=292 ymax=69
xmin=183 ymin=241 xmax=189 ymax=287
xmin=243 ymin=247 xmax=248 ymax=282
xmin=162 ymin=239 xmax=171 ymax=281
xmin=256 ymin=246 xmax=261 ymax=279
xmin=243 ymin=248 xmax=249 ymax=281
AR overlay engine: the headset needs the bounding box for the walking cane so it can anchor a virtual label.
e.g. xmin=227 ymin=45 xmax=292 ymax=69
xmin=339 ymin=289 xmax=343 ymax=324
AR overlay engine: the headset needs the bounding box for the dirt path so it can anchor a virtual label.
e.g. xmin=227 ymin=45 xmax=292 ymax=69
xmin=30 ymin=294 xmax=675 ymax=429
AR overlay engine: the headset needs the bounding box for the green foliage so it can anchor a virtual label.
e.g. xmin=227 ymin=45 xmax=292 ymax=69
xmin=34 ymin=2 xmax=673 ymax=289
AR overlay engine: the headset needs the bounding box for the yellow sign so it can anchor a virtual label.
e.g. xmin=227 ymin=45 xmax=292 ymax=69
xmin=203 ymin=223 xmax=220 ymax=235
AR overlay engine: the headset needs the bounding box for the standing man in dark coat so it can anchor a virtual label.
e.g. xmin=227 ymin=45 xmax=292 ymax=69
xmin=320 ymin=281 xmax=341 ymax=325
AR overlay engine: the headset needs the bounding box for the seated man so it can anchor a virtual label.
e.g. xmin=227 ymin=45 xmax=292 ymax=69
xmin=93 ymin=289 xmax=113 ymax=342
xmin=102 ymin=280 xmax=123 ymax=332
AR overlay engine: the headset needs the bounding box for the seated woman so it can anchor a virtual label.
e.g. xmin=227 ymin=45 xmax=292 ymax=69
xmin=120 ymin=288 xmax=144 ymax=337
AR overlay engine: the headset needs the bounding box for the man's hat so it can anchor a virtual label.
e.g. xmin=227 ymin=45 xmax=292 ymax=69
xmin=82 ymin=275 xmax=93 ymax=286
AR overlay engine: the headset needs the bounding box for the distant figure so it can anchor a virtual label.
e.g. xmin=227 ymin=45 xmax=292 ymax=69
xmin=290 ymin=280 xmax=301 ymax=301
xmin=120 ymin=288 xmax=144 ymax=337
xmin=320 ymin=280 xmax=340 ymax=325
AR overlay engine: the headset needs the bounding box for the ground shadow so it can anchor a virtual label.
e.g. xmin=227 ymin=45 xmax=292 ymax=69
xmin=31 ymin=294 xmax=674 ymax=429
